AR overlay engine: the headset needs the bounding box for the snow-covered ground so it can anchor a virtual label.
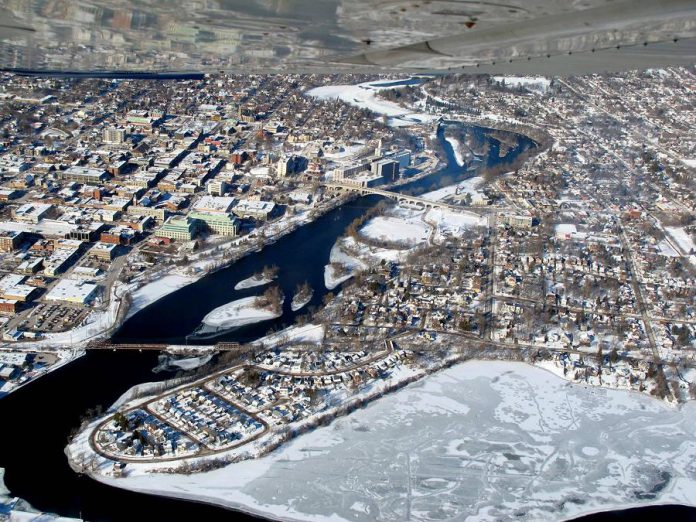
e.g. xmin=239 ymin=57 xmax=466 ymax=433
xmin=234 ymin=275 xmax=273 ymax=291
xmin=200 ymin=296 xmax=281 ymax=329
xmin=92 ymin=361 xmax=696 ymax=522
xmin=360 ymin=215 xmax=430 ymax=246
xmin=492 ymin=76 xmax=551 ymax=92
xmin=420 ymin=175 xmax=484 ymax=202
xmin=128 ymin=274 xmax=198 ymax=320
xmin=665 ymin=226 xmax=696 ymax=254
xmin=253 ymin=323 xmax=325 ymax=350
xmin=307 ymin=80 xmax=438 ymax=127
xmin=291 ymin=290 xmax=314 ymax=312
xmin=680 ymin=158 xmax=696 ymax=168
xmin=324 ymin=242 xmax=368 ymax=290
xmin=426 ymin=208 xmax=486 ymax=238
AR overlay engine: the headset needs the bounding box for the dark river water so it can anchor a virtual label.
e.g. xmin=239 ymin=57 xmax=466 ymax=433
xmin=113 ymin=122 xmax=532 ymax=346
xmin=0 ymin=122 xmax=692 ymax=521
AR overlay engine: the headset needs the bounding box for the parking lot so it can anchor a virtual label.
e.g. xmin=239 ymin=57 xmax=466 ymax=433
xmin=18 ymin=303 xmax=90 ymax=333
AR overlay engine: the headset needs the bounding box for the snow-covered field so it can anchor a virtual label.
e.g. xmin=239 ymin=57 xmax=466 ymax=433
xmin=360 ymin=215 xmax=430 ymax=245
xmin=307 ymin=80 xmax=437 ymax=127
xmin=493 ymin=76 xmax=551 ymax=92
xmin=253 ymin=323 xmax=325 ymax=349
xmin=234 ymin=275 xmax=273 ymax=291
xmin=665 ymin=226 xmax=696 ymax=254
xmin=419 ymin=175 xmax=484 ymax=202
xmin=426 ymin=208 xmax=486 ymax=237
xmin=200 ymin=296 xmax=281 ymax=329
xmin=96 ymin=361 xmax=696 ymax=521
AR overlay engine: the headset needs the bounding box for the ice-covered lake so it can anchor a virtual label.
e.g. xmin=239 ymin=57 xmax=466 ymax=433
xmin=102 ymin=361 xmax=696 ymax=521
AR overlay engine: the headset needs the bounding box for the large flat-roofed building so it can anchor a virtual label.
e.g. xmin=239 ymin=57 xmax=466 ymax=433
xmin=43 ymin=240 xmax=84 ymax=277
xmin=371 ymin=159 xmax=400 ymax=182
xmin=333 ymin=161 xmax=369 ymax=181
xmin=390 ymin=150 xmax=411 ymax=169
xmin=127 ymin=205 xmax=166 ymax=221
xmin=45 ymin=279 xmax=98 ymax=305
xmin=0 ymin=298 xmax=19 ymax=313
xmin=89 ymin=242 xmax=118 ymax=261
xmin=192 ymin=195 xmax=236 ymax=214
xmin=103 ymin=127 xmax=126 ymax=144
xmin=340 ymin=171 xmax=384 ymax=188
xmin=0 ymin=274 xmax=37 ymax=302
xmin=156 ymin=217 xmax=200 ymax=241
xmin=68 ymin=223 xmax=105 ymax=242
xmin=232 ymin=200 xmax=275 ymax=221
xmin=207 ymin=179 xmax=228 ymax=196
xmin=188 ymin=211 xmax=239 ymax=237
xmin=500 ymin=213 xmax=534 ymax=229
xmin=13 ymin=203 xmax=53 ymax=223
xmin=0 ymin=230 xmax=23 ymax=252
xmin=58 ymin=166 xmax=110 ymax=184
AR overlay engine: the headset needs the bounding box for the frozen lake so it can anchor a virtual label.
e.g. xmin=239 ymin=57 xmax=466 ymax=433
xmin=102 ymin=361 xmax=696 ymax=521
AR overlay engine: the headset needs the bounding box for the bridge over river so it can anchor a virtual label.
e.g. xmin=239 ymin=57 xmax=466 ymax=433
xmin=86 ymin=341 xmax=244 ymax=352
xmin=324 ymin=182 xmax=488 ymax=217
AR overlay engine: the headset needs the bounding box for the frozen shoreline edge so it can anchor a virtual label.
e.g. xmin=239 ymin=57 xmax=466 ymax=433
xmin=81 ymin=358 xmax=696 ymax=522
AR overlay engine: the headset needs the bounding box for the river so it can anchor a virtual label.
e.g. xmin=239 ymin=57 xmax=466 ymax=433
xmin=113 ymin=123 xmax=534 ymax=345
xmin=0 ymin=120 xmax=689 ymax=522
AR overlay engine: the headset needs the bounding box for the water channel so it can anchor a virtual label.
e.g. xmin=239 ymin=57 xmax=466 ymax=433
xmin=1 ymin=122 xmax=680 ymax=521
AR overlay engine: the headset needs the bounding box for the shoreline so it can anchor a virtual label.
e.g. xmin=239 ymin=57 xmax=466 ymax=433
xmin=76 ymin=358 xmax=696 ymax=522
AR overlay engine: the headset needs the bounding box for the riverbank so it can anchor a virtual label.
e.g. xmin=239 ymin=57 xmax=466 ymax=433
xmin=80 ymin=359 xmax=696 ymax=522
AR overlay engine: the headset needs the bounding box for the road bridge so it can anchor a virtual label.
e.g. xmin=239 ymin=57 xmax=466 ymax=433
xmin=86 ymin=341 xmax=243 ymax=352
xmin=325 ymin=182 xmax=473 ymax=213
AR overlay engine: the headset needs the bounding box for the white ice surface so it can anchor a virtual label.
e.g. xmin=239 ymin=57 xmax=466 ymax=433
xmin=96 ymin=361 xmax=696 ymax=522
xmin=201 ymin=296 xmax=281 ymax=329
xmin=445 ymin=137 xmax=464 ymax=166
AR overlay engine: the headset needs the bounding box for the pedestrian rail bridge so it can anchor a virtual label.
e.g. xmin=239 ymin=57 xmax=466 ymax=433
xmin=325 ymin=182 xmax=469 ymax=212
xmin=86 ymin=341 xmax=244 ymax=352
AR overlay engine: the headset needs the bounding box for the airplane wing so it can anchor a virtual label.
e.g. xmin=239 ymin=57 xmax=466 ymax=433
xmin=0 ymin=0 xmax=694 ymax=76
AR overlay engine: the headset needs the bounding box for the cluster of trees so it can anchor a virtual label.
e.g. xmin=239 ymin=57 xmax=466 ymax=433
xmin=255 ymin=286 xmax=284 ymax=314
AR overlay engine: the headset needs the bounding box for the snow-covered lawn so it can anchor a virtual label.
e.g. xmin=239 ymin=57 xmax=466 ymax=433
xmin=360 ymin=216 xmax=430 ymax=246
xmin=420 ymin=176 xmax=483 ymax=202
xmin=307 ymin=80 xmax=437 ymax=127
xmin=201 ymin=296 xmax=281 ymax=329
xmin=426 ymin=208 xmax=486 ymax=238
xmin=254 ymin=323 xmax=325 ymax=349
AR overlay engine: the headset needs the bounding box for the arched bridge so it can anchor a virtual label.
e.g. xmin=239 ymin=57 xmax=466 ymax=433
xmin=325 ymin=182 xmax=469 ymax=213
